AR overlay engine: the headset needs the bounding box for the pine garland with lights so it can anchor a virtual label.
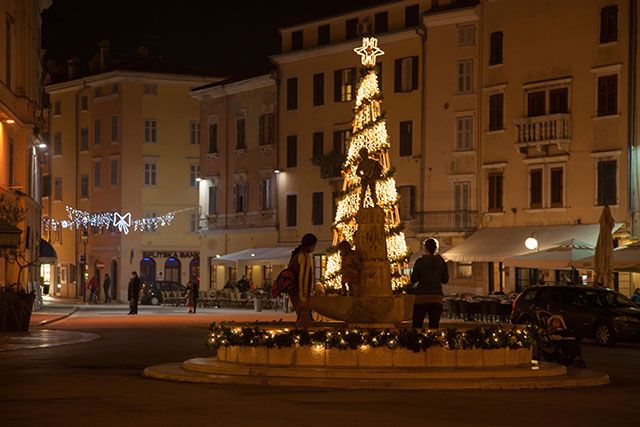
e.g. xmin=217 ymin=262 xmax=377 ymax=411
xmin=323 ymin=37 xmax=410 ymax=292
xmin=207 ymin=323 xmax=536 ymax=353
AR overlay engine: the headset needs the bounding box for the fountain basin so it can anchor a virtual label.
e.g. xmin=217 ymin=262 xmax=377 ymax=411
xmin=310 ymin=294 xmax=415 ymax=325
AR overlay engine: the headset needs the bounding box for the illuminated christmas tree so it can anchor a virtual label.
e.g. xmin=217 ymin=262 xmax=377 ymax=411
xmin=323 ymin=37 xmax=409 ymax=292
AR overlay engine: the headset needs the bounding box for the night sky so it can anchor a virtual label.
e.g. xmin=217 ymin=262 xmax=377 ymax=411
xmin=42 ymin=0 xmax=390 ymax=77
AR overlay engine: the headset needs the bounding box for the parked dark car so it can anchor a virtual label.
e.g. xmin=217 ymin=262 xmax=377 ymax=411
xmin=140 ymin=281 xmax=186 ymax=306
xmin=511 ymin=285 xmax=640 ymax=346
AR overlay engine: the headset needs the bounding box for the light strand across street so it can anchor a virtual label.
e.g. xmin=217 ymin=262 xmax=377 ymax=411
xmin=42 ymin=206 xmax=197 ymax=234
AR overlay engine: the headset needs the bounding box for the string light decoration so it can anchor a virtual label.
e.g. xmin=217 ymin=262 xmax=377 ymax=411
xmin=206 ymin=323 xmax=536 ymax=352
xmin=42 ymin=206 xmax=195 ymax=234
xmin=323 ymin=37 xmax=410 ymax=291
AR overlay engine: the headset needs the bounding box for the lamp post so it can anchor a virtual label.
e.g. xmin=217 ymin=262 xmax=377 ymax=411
xmin=80 ymin=228 xmax=88 ymax=302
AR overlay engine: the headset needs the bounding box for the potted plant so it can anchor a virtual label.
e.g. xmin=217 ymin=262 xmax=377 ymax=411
xmin=0 ymin=284 xmax=36 ymax=332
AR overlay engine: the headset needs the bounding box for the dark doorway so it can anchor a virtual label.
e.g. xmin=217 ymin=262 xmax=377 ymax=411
xmin=140 ymin=257 xmax=156 ymax=284
xmin=164 ymin=257 xmax=181 ymax=283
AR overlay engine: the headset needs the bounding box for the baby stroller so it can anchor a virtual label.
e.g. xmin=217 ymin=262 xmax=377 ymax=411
xmin=533 ymin=311 xmax=586 ymax=369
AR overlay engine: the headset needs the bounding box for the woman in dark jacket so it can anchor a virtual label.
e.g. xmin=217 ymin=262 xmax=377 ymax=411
xmin=409 ymin=238 xmax=449 ymax=329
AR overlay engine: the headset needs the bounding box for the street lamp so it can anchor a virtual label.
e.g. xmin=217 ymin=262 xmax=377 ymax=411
xmin=525 ymin=232 xmax=539 ymax=251
xmin=80 ymin=228 xmax=88 ymax=302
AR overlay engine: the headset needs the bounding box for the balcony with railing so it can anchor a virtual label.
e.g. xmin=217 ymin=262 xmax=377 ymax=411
xmin=203 ymin=210 xmax=277 ymax=230
xmin=514 ymin=114 xmax=570 ymax=152
xmin=406 ymin=210 xmax=479 ymax=234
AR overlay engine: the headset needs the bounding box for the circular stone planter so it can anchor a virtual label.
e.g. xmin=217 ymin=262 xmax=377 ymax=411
xmin=216 ymin=345 xmax=532 ymax=368
xmin=145 ymin=322 xmax=610 ymax=390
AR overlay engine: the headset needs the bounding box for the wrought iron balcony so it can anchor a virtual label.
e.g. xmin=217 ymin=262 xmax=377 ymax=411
xmin=204 ymin=210 xmax=277 ymax=230
xmin=406 ymin=210 xmax=479 ymax=233
xmin=514 ymin=114 xmax=570 ymax=151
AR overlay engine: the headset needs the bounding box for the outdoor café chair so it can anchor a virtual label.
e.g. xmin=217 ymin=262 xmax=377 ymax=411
xmin=447 ymin=299 xmax=460 ymax=319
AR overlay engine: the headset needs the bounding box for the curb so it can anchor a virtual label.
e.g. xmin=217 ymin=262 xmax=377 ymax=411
xmin=143 ymin=359 xmax=610 ymax=390
xmin=34 ymin=306 xmax=79 ymax=327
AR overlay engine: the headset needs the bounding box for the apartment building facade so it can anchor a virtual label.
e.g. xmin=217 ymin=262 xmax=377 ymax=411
xmin=424 ymin=0 xmax=640 ymax=295
xmin=0 ymin=0 xmax=50 ymax=291
xmin=190 ymin=74 xmax=279 ymax=289
xmin=272 ymin=0 xmax=434 ymax=281
xmin=45 ymin=64 xmax=218 ymax=300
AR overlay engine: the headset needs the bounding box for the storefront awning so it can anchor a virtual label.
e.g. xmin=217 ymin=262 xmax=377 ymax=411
xmin=38 ymin=239 xmax=58 ymax=264
xmin=215 ymin=247 xmax=296 ymax=265
xmin=443 ymin=224 xmax=621 ymax=263
xmin=573 ymin=242 xmax=640 ymax=272
xmin=503 ymin=239 xmax=594 ymax=269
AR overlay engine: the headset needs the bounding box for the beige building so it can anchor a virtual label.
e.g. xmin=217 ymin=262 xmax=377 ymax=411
xmin=272 ymin=0 xmax=434 ymax=280
xmin=0 ymin=0 xmax=50 ymax=292
xmin=190 ymin=74 xmax=280 ymax=289
xmin=423 ymin=0 xmax=640 ymax=295
xmin=45 ymin=56 xmax=219 ymax=300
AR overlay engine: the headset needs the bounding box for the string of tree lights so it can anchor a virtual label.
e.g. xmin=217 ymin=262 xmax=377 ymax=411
xmin=323 ymin=37 xmax=410 ymax=291
xmin=42 ymin=206 xmax=197 ymax=234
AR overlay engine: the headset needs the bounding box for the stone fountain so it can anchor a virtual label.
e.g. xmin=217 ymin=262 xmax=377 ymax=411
xmin=310 ymin=207 xmax=414 ymax=326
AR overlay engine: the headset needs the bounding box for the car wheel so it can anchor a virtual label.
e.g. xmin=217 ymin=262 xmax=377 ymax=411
xmin=150 ymin=296 xmax=160 ymax=306
xmin=594 ymin=322 xmax=617 ymax=347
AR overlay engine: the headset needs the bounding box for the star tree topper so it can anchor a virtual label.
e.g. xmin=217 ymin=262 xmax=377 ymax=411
xmin=354 ymin=37 xmax=384 ymax=67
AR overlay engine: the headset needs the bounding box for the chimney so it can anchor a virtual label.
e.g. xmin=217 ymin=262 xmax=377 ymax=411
xmin=99 ymin=39 xmax=110 ymax=72
xmin=67 ymin=57 xmax=78 ymax=79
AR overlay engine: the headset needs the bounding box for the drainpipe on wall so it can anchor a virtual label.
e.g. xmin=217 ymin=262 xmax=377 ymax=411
xmin=225 ymin=92 xmax=230 ymax=230
xmin=417 ymin=24 xmax=427 ymax=218
xmin=628 ymin=0 xmax=638 ymax=238
xmin=273 ymin=68 xmax=282 ymax=244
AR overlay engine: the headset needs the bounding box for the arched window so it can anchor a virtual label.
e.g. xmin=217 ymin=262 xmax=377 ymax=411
xmin=164 ymin=257 xmax=181 ymax=283
xmin=139 ymin=257 xmax=156 ymax=284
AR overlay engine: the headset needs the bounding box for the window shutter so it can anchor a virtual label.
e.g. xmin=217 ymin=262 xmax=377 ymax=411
xmin=394 ymin=59 xmax=402 ymax=92
xmin=334 ymin=70 xmax=341 ymax=102
xmin=350 ymin=67 xmax=356 ymax=92
xmin=242 ymin=184 xmax=248 ymax=212
xmin=497 ymin=175 xmax=503 ymax=210
xmin=233 ymin=184 xmax=238 ymax=212
xmin=411 ymin=56 xmax=419 ymax=90
xmin=409 ymin=186 xmax=416 ymax=217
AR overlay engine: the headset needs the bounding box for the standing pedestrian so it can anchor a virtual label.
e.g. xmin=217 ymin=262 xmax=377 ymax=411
xmin=87 ymin=275 xmax=99 ymax=304
xmin=288 ymin=233 xmax=317 ymax=325
xmin=185 ymin=283 xmax=195 ymax=313
xmin=409 ymin=238 xmax=449 ymax=329
xmin=191 ymin=280 xmax=200 ymax=313
xmin=103 ymin=273 xmax=111 ymax=303
xmin=127 ymin=271 xmax=141 ymax=315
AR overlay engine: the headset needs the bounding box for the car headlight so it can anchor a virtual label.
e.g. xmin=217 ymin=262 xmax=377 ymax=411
xmin=614 ymin=316 xmax=640 ymax=323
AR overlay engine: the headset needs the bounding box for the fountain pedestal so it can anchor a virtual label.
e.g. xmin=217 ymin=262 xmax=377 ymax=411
xmin=312 ymin=207 xmax=413 ymax=325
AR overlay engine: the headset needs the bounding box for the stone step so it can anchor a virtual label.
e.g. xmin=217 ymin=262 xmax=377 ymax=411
xmin=182 ymin=357 xmax=566 ymax=380
xmin=143 ymin=360 xmax=609 ymax=390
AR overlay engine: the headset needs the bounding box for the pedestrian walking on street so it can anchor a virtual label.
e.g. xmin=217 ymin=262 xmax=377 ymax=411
xmin=409 ymin=238 xmax=449 ymax=329
xmin=87 ymin=275 xmax=99 ymax=304
xmin=103 ymin=273 xmax=111 ymax=303
xmin=128 ymin=271 xmax=141 ymax=315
